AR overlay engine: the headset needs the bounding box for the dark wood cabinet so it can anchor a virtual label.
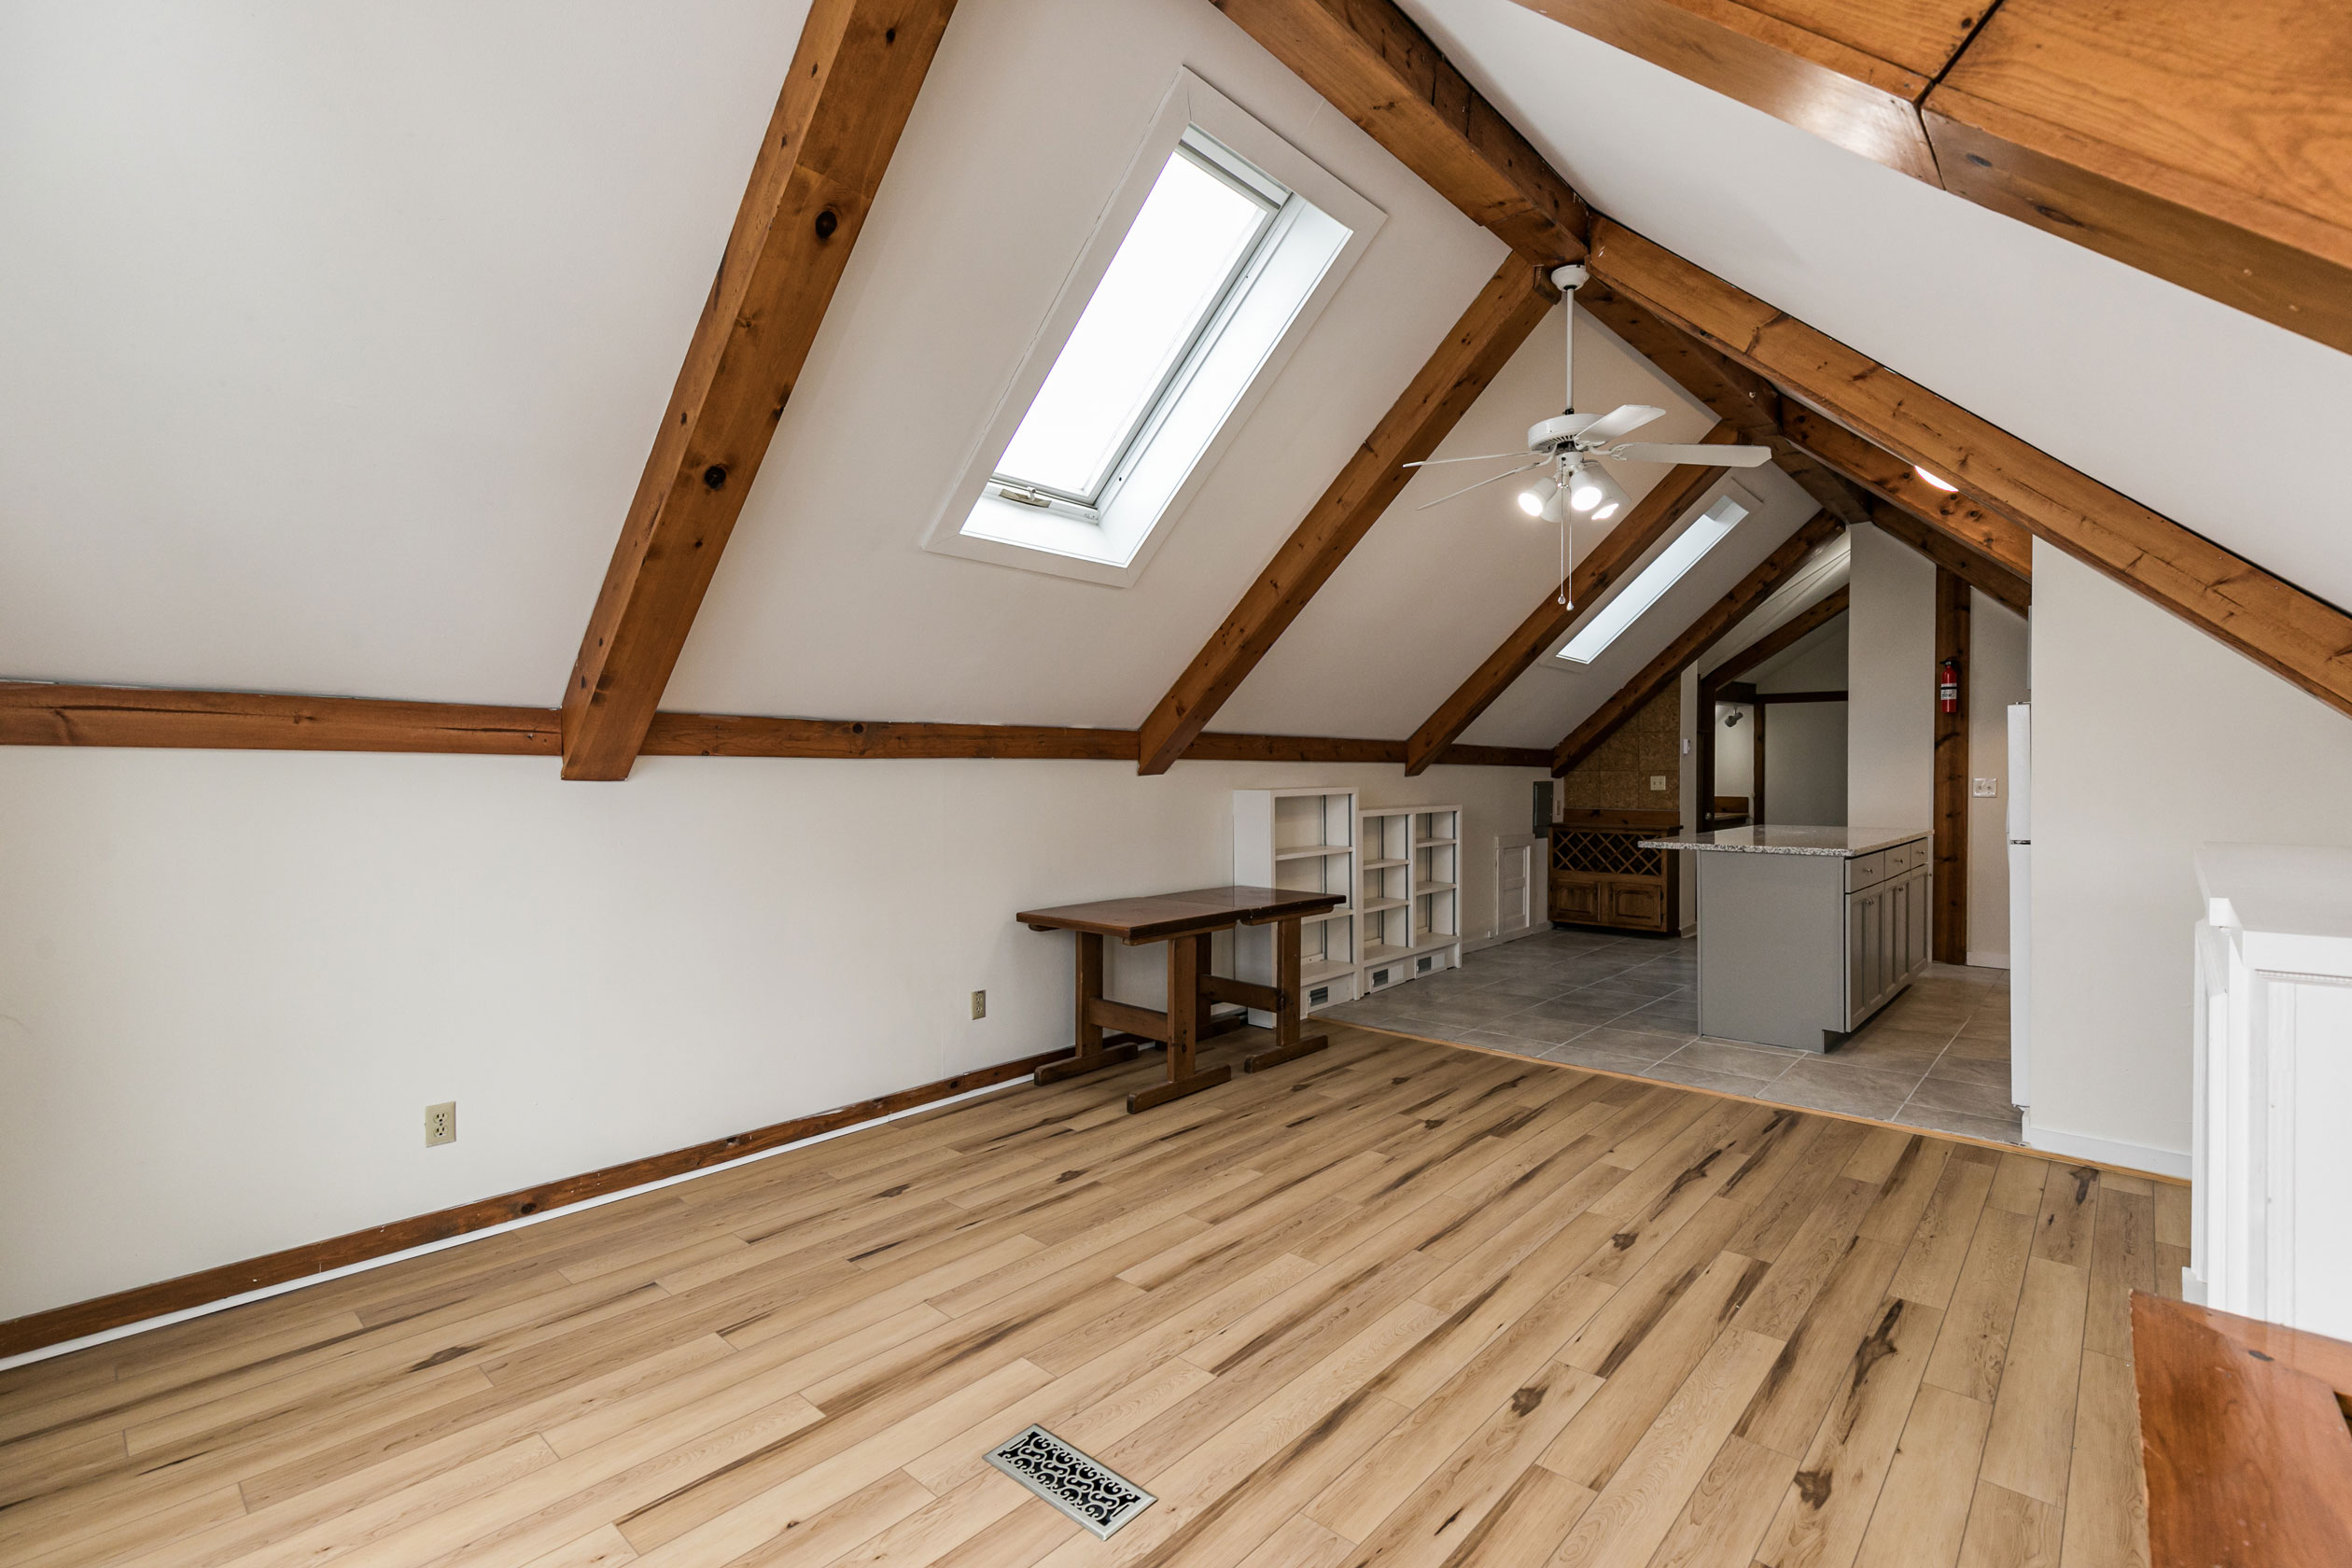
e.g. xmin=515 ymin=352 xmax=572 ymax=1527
xmin=1549 ymin=810 xmax=1682 ymax=936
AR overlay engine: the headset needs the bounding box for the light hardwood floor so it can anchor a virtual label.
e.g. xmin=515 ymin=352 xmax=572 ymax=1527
xmin=0 ymin=1024 xmax=2183 ymax=1568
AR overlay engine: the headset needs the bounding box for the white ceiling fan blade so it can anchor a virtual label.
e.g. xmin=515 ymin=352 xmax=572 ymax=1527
xmin=1575 ymin=404 xmax=1665 ymax=444
xmin=1402 ymin=450 xmax=1537 ymax=469
xmin=1606 ymin=441 xmax=1774 ymax=468
xmin=1413 ymin=458 xmax=1545 ymax=510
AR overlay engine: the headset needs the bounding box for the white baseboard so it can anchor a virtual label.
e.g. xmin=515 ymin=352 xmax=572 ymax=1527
xmin=2022 ymin=1117 xmax=2191 ymax=1181
xmin=1966 ymin=949 xmax=2010 ymax=970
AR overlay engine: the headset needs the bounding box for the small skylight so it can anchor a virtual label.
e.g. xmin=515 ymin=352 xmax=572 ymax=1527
xmin=923 ymin=71 xmax=1381 ymax=588
xmin=1558 ymin=493 xmax=1751 ymax=664
xmin=992 ymin=138 xmax=1283 ymax=507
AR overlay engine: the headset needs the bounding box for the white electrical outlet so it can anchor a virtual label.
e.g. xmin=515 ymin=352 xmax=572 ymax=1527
xmin=970 ymin=990 xmax=987 ymax=1020
xmin=425 ymin=1101 xmax=455 ymax=1147
xmin=1648 ymin=775 xmax=1668 ymax=791
xmin=1973 ymin=777 xmax=1998 ymax=797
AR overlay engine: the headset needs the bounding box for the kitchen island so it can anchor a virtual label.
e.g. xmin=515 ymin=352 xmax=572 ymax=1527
xmin=1641 ymin=825 xmax=1933 ymax=1053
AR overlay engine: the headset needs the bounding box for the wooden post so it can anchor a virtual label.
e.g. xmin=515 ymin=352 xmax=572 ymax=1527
xmin=1934 ymin=568 xmax=1970 ymax=963
xmin=1751 ymin=703 xmax=1768 ymax=825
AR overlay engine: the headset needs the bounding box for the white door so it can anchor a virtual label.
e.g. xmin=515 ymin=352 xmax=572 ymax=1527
xmin=1495 ymin=834 xmax=1540 ymax=941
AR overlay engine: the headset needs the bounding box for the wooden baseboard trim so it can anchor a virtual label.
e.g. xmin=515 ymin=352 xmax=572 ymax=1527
xmin=0 ymin=1047 xmax=1073 ymax=1361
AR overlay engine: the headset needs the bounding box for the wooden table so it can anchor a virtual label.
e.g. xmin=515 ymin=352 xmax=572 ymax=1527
xmin=1017 ymin=885 xmax=1346 ymax=1113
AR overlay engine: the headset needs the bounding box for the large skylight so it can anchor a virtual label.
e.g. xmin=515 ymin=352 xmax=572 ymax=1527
xmin=923 ymin=72 xmax=1381 ymax=588
xmin=993 ymin=141 xmax=1281 ymax=506
xmin=1558 ymin=493 xmax=1751 ymax=664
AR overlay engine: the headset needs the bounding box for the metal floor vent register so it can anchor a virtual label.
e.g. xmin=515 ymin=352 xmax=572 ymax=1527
xmin=984 ymin=1424 xmax=1155 ymax=1538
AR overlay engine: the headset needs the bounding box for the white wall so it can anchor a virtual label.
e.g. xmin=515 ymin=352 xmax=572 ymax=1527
xmin=0 ymin=749 xmax=1542 ymax=1321
xmin=2028 ymin=544 xmax=2352 ymax=1168
xmin=1967 ymin=594 xmax=2028 ymax=966
xmin=1846 ymin=524 xmax=1935 ymax=831
xmin=1762 ymin=703 xmax=1847 ymax=826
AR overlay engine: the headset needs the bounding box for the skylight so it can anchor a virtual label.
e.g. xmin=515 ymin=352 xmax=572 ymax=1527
xmin=993 ymin=140 xmax=1282 ymax=506
xmin=922 ymin=71 xmax=1382 ymax=588
xmin=1557 ymin=493 xmax=1751 ymax=664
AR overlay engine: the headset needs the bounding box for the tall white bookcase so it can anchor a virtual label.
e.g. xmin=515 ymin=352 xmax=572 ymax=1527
xmin=1411 ymin=806 xmax=1463 ymax=978
xmin=1232 ymin=788 xmax=1360 ymax=1016
xmin=1232 ymin=790 xmax=1461 ymax=1015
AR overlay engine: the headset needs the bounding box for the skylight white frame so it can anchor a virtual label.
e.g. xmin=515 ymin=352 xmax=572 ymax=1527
xmin=1547 ymin=481 xmax=1764 ymax=668
xmin=921 ymin=70 xmax=1384 ymax=588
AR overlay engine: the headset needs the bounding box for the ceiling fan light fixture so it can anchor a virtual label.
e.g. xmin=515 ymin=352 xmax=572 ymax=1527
xmin=1587 ymin=469 xmax=1629 ymax=522
xmin=1913 ymin=464 xmax=1958 ymax=493
xmin=1516 ymin=476 xmax=1556 ymax=517
xmin=1566 ymin=467 xmax=1604 ymax=513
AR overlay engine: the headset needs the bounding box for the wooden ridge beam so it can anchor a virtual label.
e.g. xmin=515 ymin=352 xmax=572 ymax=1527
xmin=0 ymin=684 xmax=1548 ymax=767
xmin=1501 ymin=1 xmax=2352 ymax=357
xmin=1501 ymin=0 xmax=1946 ymax=183
xmin=1211 ymin=0 xmax=1590 ymax=260
xmin=1589 ymin=218 xmax=2352 ymax=724
xmin=561 ymin=0 xmax=959 ymax=782
xmin=1553 ymin=511 xmax=1843 ymax=774
xmin=1702 ymin=583 xmax=1849 ymax=688
xmin=1134 ymin=259 xmax=1558 ymax=776
xmin=1867 ymin=501 xmax=2031 ymax=619
xmin=1402 ymin=423 xmax=1742 ymax=776
xmin=1777 ymin=403 xmax=2032 ymax=578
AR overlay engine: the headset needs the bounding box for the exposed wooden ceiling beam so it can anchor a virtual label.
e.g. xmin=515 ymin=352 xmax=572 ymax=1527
xmin=1402 ymin=423 xmax=1742 ymax=776
xmin=1866 ymin=501 xmax=2032 ymax=620
xmin=1776 ymin=403 xmax=2032 ymax=579
xmin=1927 ymin=0 xmax=2352 ymax=357
xmin=1502 ymin=0 xmax=1947 ymax=182
xmin=0 ymin=684 xmax=559 ymax=754
xmin=1552 ymin=511 xmax=1843 ymax=774
xmin=1504 ymin=0 xmax=2352 ymax=357
xmin=1581 ymin=282 xmax=1869 ymax=526
xmin=560 ymin=0 xmax=959 ymax=782
xmin=0 ymin=683 xmax=1548 ymax=767
xmin=1210 ymin=0 xmax=1589 ymax=261
xmin=1703 ymin=583 xmax=1849 ymax=688
xmin=1134 ymin=259 xmax=1558 ymax=777
xmin=1589 ymin=218 xmax=2352 ymax=724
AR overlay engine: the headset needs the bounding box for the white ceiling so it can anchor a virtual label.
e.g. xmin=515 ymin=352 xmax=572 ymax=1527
xmin=1403 ymin=0 xmax=2352 ymax=614
xmin=4 ymin=0 xmax=2344 ymax=752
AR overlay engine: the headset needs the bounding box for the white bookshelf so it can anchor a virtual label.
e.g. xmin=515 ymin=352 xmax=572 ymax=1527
xmin=1234 ymin=788 xmax=1358 ymax=1015
xmin=1234 ymin=791 xmax=1463 ymax=1015
xmin=1409 ymin=806 xmax=1463 ymax=979
xmin=1358 ymin=806 xmax=1415 ymax=992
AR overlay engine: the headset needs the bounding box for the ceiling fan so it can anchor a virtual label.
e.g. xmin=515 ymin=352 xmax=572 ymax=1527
xmin=1405 ymin=262 xmax=1774 ymax=604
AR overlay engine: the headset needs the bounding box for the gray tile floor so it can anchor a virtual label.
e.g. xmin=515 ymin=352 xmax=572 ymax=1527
xmin=1322 ymin=926 xmax=2022 ymax=1143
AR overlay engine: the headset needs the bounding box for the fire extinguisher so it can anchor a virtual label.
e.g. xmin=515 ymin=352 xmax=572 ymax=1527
xmin=1938 ymin=657 xmax=1960 ymax=714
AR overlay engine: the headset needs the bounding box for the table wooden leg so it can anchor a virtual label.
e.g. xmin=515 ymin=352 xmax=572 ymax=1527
xmin=1034 ymin=930 xmax=1140 ymax=1085
xmin=1128 ymin=931 xmax=1230 ymax=1113
xmin=1243 ymin=916 xmax=1328 ymax=1073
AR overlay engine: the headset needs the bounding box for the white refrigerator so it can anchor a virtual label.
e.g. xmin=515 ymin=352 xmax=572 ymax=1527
xmin=2007 ymin=703 xmax=2031 ymax=1111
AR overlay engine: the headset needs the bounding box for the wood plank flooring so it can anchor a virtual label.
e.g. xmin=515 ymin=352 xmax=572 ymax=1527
xmin=0 ymin=1025 xmax=2173 ymax=1568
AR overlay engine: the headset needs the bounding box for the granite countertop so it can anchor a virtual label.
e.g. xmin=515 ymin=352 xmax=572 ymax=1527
xmin=1636 ymin=825 xmax=1930 ymax=858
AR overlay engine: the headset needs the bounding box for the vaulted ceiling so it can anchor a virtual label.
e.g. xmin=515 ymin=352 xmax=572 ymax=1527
xmin=1 ymin=0 xmax=2345 ymax=772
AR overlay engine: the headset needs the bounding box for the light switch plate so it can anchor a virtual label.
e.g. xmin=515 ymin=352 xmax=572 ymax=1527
xmin=1972 ymin=777 xmax=1998 ymax=797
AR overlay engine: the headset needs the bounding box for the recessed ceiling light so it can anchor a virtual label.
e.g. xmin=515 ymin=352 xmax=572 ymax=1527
xmin=1913 ymin=465 xmax=1958 ymax=493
